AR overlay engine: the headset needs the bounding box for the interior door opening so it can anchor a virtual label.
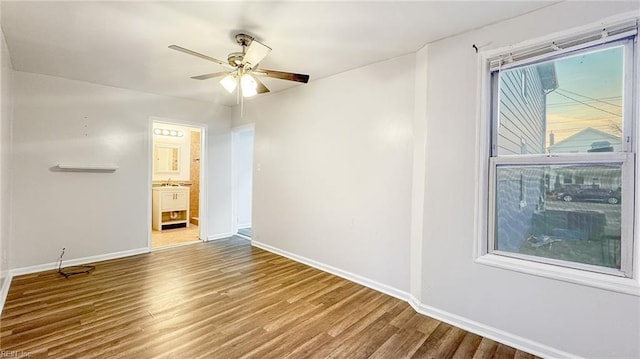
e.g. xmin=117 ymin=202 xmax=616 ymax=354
xmin=233 ymin=126 xmax=254 ymax=239
xmin=150 ymin=121 xmax=204 ymax=249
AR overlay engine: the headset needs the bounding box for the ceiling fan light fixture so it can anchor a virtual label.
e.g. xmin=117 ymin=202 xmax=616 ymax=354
xmin=240 ymin=74 xmax=258 ymax=97
xmin=220 ymin=74 xmax=238 ymax=93
xmin=170 ymin=34 xmax=309 ymax=110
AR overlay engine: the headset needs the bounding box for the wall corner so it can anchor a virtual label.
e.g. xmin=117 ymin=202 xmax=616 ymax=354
xmin=410 ymin=44 xmax=429 ymax=302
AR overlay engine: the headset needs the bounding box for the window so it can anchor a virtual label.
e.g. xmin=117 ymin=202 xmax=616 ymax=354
xmin=484 ymin=23 xmax=637 ymax=278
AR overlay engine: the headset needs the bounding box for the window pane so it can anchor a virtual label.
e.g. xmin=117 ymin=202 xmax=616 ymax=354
xmin=495 ymin=164 xmax=622 ymax=269
xmin=496 ymin=45 xmax=624 ymax=155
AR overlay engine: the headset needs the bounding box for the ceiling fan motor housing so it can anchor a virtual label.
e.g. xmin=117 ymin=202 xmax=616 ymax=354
xmin=228 ymin=34 xmax=256 ymax=66
xmin=227 ymin=52 xmax=244 ymax=67
xmin=235 ymin=33 xmax=254 ymax=47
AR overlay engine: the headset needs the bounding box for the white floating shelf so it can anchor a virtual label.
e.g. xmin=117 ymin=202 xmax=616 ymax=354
xmin=55 ymin=164 xmax=119 ymax=172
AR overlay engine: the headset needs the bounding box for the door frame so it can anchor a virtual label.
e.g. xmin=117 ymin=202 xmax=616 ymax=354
xmin=147 ymin=116 xmax=208 ymax=250
xmin=231 ymin=123 xmax=255 ymax=237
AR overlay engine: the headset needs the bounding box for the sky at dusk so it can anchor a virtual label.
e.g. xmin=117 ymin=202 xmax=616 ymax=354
xmin=545 ymin=45 xmax=624 ymax=144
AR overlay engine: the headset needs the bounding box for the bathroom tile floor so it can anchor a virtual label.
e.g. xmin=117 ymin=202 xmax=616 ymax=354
xmin=152 ymin=224 xmax=200 ymax=248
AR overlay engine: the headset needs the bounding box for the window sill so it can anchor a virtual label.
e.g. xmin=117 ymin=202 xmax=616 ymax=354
xmin=476 ymin=253 xmax=640 ymax=296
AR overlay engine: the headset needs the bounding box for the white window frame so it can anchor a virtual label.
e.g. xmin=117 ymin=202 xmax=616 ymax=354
xmin=475 ymin=18 xmax=640 ymax=296
xmin=489 ymin=154 xmax=634 ymax=276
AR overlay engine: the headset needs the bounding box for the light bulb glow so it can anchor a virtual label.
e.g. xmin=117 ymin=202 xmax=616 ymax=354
xmin=154 ymin=127 xmax=185 ymax=137
xmin=220 ymin=75 xmax=237 ymax=93
xmin=241 ymin=74 xmax=258 ymax=97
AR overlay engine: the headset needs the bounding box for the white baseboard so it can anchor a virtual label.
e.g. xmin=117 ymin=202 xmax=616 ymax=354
xmin=11 ymin=247 xmax=149 ymax=277
xmin=251 ymin=240 xmax=409 ymax=302
xmin=237 ymin=223 xmax=251 ymax=229
xmin=0 ymin=271 xmax=13 ymax=316
xmin=206 ymin=233 xmax=233 ymax=241
xmin=407 ymin=295 xmax=577 ymax=359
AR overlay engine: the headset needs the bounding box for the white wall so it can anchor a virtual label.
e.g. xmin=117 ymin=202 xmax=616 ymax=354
xmin=152 ymin=123 xmax=192 ymax=182
xmin=11 ymin=71 xmax=232 ymax=269
xmin=0 ymin=27 xmax=13 ymax=287
xmin=233 ymin=53 xmax=415 ymax=293
xmin=234 ymin=129 xmax=253 ymax=228
xmin=420 ymin=2 xmax=640 ymax=358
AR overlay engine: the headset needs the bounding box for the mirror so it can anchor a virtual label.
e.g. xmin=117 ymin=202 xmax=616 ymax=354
xmin=154 ymin=144 xmax=180 ymax=173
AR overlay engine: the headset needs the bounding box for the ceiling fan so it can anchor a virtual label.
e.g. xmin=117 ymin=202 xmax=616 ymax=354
xmin=169 ymin=34 xmax=310 ymax=100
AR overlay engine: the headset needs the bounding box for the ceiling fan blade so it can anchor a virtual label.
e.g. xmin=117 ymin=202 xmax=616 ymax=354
xmin=254 ymin=69 xmax=309 ymax=83
xmin=190 ymin=71 xmax=231 ymax=80
xmin=168 ymin=45 xmax=229 ymax=66
xmin=253 ymin=75 xmax=270 ymax=94
xmin=242 ymin=40 xmax=271 ymax=69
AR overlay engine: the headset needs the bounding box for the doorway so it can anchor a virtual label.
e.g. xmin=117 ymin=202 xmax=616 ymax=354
xmin=150 ymin=120 xmax=205 ymax=248
xmin=232 ymin=125 xmax=254 ymax=239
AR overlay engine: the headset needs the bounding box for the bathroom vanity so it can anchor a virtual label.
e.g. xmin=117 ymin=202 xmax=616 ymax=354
xmin=152 ymin=186 xmax=190 ymax=231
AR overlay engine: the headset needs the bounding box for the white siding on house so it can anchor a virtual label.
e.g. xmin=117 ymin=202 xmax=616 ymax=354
xmin=495 ymin=166 xmax=545 ymax=251
xmin=497 ymin=66 xmax=547 ymax=155
xmin=495 ymin=62 xmax=550 ymax=259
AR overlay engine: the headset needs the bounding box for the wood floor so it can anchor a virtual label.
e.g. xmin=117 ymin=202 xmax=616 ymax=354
xmin=0 ymin=238 xmax=539 ymax=358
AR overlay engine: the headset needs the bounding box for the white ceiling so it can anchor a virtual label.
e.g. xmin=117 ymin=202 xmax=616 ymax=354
xmin=1 ymin=1 xmax=557 ymax=106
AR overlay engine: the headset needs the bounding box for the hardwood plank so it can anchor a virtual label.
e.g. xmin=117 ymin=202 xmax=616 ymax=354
xmin=0 ymin=238 xmax=540 ymax=359
xmin=331 ymin=301 xmax=406 ymax=357
xmin=283 ymin=332 xmax=336 ymax=359
xmin=514 ymin=350 xmax=538 ymax=359
xmin=452 ymin=332 xmax=483 ymax=359
xmin=473 ymin=338 xmax=500 ymax=359
xmin=369 ymin=328 xmax=429 ymax=359
xmin=400 ymin=310 xmax=441 ymax=335
xmin=494 ymin=343 xmax=518 ymax=359
xmin=240 ymin=306 xmax=333 ymax=358
xmin=411 ymin=322 xmax=467 ymax=359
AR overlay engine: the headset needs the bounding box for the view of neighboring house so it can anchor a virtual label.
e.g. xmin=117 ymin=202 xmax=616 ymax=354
xmin=549 ymin=127 xmax=622 ymax=191
xmin=548 ymin=127 xmax=622 ymax=153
